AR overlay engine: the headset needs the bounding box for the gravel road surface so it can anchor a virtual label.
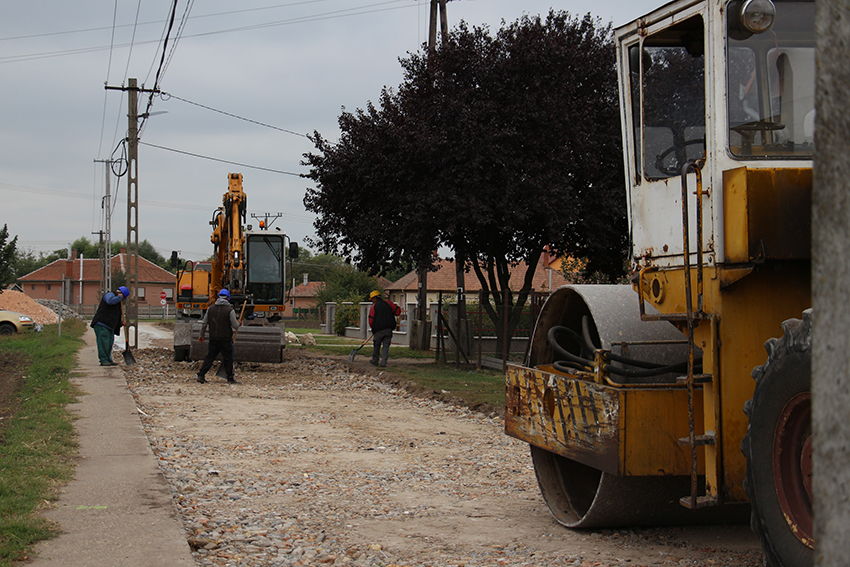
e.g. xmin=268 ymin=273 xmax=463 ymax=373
xmin=124 ymin=346 xmax=763 ymax=567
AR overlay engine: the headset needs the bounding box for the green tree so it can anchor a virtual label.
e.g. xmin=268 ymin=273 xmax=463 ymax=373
xmin=12 ymin=249 xmax=51 ymax=280
xmin=290 ymin=251 xmax=346 ymax=284
xmin=313 ymin=264 xmax=380 ymax=309
xmin=0 ymin=224 xmax=18 ymax=286
xmin=59 ymin=237 xmax=172 ymax=272
xmin=304 ymin=11 xmax=627 ymax=354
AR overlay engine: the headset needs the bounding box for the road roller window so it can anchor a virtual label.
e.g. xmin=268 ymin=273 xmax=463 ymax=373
xmin=632 ymin=15 xmax=706 ymax=180
xmin=726 ymin=0 xmax=814 ymax=158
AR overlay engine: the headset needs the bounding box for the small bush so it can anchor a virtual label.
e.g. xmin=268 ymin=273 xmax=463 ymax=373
xmin=333 ymin=294 xmax=363 ymax=336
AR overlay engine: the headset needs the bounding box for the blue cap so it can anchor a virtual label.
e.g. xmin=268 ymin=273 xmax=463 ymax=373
xmin=218 ymin=289 xmax=231 ymax=299
xmin=118 ymin=286 xmax=130 ymax=297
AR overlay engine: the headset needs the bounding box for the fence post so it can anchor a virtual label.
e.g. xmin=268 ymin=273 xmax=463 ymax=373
xmin=326 ymin=302 xmax=336 ymax=334
xmin=502 ymin=287 xmax=509 ymax=372
xmin=477 ymin=290 xmax=483 ymax=370
xmin=359 ymin=302 xmax=370 ymax=339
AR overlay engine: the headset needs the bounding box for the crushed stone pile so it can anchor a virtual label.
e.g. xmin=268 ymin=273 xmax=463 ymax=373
xmin=36 ymin=298 xmax=86 ymax=321
xmin=0 ymin=290 xmax=59 ymax=325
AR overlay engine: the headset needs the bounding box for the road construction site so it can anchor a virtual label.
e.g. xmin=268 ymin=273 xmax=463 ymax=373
xmin=22 ymin=319 xmax=764 ymax=567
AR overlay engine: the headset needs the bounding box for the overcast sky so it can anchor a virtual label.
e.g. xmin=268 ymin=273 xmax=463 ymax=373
xmin=2 ymin=0 xmax=660 ymax=264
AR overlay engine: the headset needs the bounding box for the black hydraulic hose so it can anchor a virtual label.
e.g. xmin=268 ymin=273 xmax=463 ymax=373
xmin=550 ymin=322 xmax=699 ymax=378
xmin=554 ymin=360 xmax=591 ymax=374
xmin=547 ymin=326 xmax=595 ymax=368
xmin=604 ymin=360 xmax=690 ymax=378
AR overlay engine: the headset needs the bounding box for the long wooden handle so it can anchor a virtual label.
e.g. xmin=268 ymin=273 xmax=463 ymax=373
xmin=231 ymin=301 xmax=248 ymax=341
xmin=120 ymin=300 xmax=130 ymax=350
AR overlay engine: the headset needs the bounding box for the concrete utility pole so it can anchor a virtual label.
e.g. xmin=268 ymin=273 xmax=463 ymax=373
xmin=126 ymin=78 xmax=139 ymax=348
xmin=105 ymin=78 xmax=158 ymax=348
xmin=812 ymin=0 xmax=850 ymax=563
xmin=94 ymin=158 xmax=114 ymax=299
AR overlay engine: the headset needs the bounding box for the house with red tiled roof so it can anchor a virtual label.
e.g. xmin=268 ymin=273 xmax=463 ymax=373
xmin=386 ymin=255 xmax=569 ymax=307
xmin=289 ymin=278 xmax=325 ymax=315
xmin=17 ymin=249 xmax=175 ymax=309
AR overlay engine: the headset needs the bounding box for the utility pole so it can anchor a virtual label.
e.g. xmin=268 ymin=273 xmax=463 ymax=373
xmin=412 ymin=0 xmax=449 ymax=351
xmin=813 ymin=0 xmax=850 ymax=562
xmin=412 ymin=0 xmax=450 ymax=351
xmin=94 ymin=158 xmax=114 ymax=298
xmin=105 ymin=78 xmax=158 ymax=348
xmin=126 ymin=78 xmax=139 ymax=349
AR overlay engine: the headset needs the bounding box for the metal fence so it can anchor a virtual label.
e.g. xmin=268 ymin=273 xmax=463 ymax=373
xmin=76 ymin=304 xmax=177 ymax=320
xmin=322 ymin=290 xmax=551 ymax=371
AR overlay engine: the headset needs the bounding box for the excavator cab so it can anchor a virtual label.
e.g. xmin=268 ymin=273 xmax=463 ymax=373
xmin=245 ymin=233 xmax=286 ymax=310
xmin=506 ymin=2 xmax=814 ymax=565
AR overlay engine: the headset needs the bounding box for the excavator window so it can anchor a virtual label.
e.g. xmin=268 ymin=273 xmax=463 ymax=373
xmin=246 ymin=235 xmax=285 ymax=304
xmin=726 ymin=0 xmax=814 ymax=158
xmin=630 ymin=15 xmax=706 ymax=180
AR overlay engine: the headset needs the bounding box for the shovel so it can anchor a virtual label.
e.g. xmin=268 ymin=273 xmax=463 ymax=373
xmin=347 ymin=334 xmax=373 ymax=363
xmin=216 ymin=302 xmax=248 ymax=379
xmin=120 ymin=301 xmax=136 ymax=366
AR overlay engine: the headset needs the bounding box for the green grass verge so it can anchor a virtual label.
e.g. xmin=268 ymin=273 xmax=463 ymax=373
xmin=388 ymin=363 xmax=506 ymax=408
xmin=0 ymin=320 xmax=86 ymax=566
xmin=286 ymin=327 xmax=505 ymax=407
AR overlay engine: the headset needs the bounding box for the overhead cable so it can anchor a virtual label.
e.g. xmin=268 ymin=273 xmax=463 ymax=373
xmin=159 ymin=91 xmax=308 ymax=137
xmin=0 ymin=2 xmax=415 ymax=64
xmin=138 ymin=141 xmax=303 ymax=176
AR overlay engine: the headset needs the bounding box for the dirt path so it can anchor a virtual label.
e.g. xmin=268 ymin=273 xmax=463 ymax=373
xmin=123 ymin=344 xmax=763 ymax=567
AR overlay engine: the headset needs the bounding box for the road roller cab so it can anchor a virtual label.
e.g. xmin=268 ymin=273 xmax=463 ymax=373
xmin=505 ymin=1 xmax=814 ymax=565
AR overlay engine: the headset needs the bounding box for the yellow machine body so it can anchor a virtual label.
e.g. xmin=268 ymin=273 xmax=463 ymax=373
xmin=173 ymin=173 xmax=289 ymax=363
xmin=505 ymin=2 xmax=815 ymax=560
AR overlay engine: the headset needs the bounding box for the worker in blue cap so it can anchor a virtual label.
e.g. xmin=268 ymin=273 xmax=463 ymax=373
xmin=91 ymin=285 xmax=130 ymax=366
xmin=196 ymin=288 xmax=241 ymax=384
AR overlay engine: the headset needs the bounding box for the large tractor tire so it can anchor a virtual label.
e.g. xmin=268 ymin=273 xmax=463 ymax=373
xmin=742 ymin=310 xmax=813 ymax=567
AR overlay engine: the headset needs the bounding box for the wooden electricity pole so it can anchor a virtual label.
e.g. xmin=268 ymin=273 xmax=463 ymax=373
xmin=413 ymin=0 xmax=450 ymax=351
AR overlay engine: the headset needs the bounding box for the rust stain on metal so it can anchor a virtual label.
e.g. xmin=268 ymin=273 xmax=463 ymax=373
xmin=506 ymin=365 xmax=621 ymax=474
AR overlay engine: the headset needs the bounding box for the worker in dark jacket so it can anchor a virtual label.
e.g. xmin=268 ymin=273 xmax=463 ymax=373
xmin=196 ymin=289 xmax=241 ymax=384
xmin=368 ymin=290 xmax=401 ymax=367
xmin=90 ymin=285 xmax=129 ymax=366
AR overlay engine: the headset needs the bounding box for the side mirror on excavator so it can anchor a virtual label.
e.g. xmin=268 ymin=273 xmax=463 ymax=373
xmin=289 ymin=242 xmax=299 ymax=259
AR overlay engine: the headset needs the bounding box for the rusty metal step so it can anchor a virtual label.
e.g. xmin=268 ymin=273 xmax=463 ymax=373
xmin=676 ymin=373 xmax=713 ymax=384
xmin=679 ymin=494 xmax=719 ymax=509
xmin=678 ymin=433 xmax=716 ymax=447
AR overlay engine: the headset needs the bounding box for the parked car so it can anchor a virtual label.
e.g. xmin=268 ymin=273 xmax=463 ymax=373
xmin=0 ymin=309 xmax=35 ymax=335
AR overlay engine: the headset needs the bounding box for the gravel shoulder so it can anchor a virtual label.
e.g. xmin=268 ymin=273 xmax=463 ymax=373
xmin=122 ymin=344 xmax=763 ymax=567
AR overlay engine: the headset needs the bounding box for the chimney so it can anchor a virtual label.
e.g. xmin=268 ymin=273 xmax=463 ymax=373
xmin=303 ymin=273 xmax=308 ymax=286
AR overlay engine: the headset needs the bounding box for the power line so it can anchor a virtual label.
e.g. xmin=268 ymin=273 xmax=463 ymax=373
xmin=0 ymin=2 xmax=416 ymax=64
xmin=96 ymin=0 xmax=121 ymax=158
xmin=138 ymin=141 xmax=303 ymax=176
xmin=159 ymin=91 xmax=309 ymax=137
xmin=0 ymin=182 xmax=314 ymax=222
xmin=0 ymin=0 xmax=337 ymax=42
xmin=139 ymin=0 xmax=181 ymax=135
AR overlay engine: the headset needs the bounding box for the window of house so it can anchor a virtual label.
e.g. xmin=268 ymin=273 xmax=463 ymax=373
xmin=164 ymin=288 xmax=174 ymax=299
xmin=48 ymin=284 xmax=52 ymax=291
xmin=138 ymin=287 xmax=146 ymax=299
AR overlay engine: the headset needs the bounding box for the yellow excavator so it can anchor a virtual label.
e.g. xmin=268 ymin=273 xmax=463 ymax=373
xmin=173 ymin=173 xmax=297 ymax=363
xmin=505 ymin=1 xmax=814 ymax=566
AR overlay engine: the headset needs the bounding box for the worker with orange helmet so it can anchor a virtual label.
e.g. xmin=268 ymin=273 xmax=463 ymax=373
xmin=368 ymin=290 xmax=401 ymax=367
